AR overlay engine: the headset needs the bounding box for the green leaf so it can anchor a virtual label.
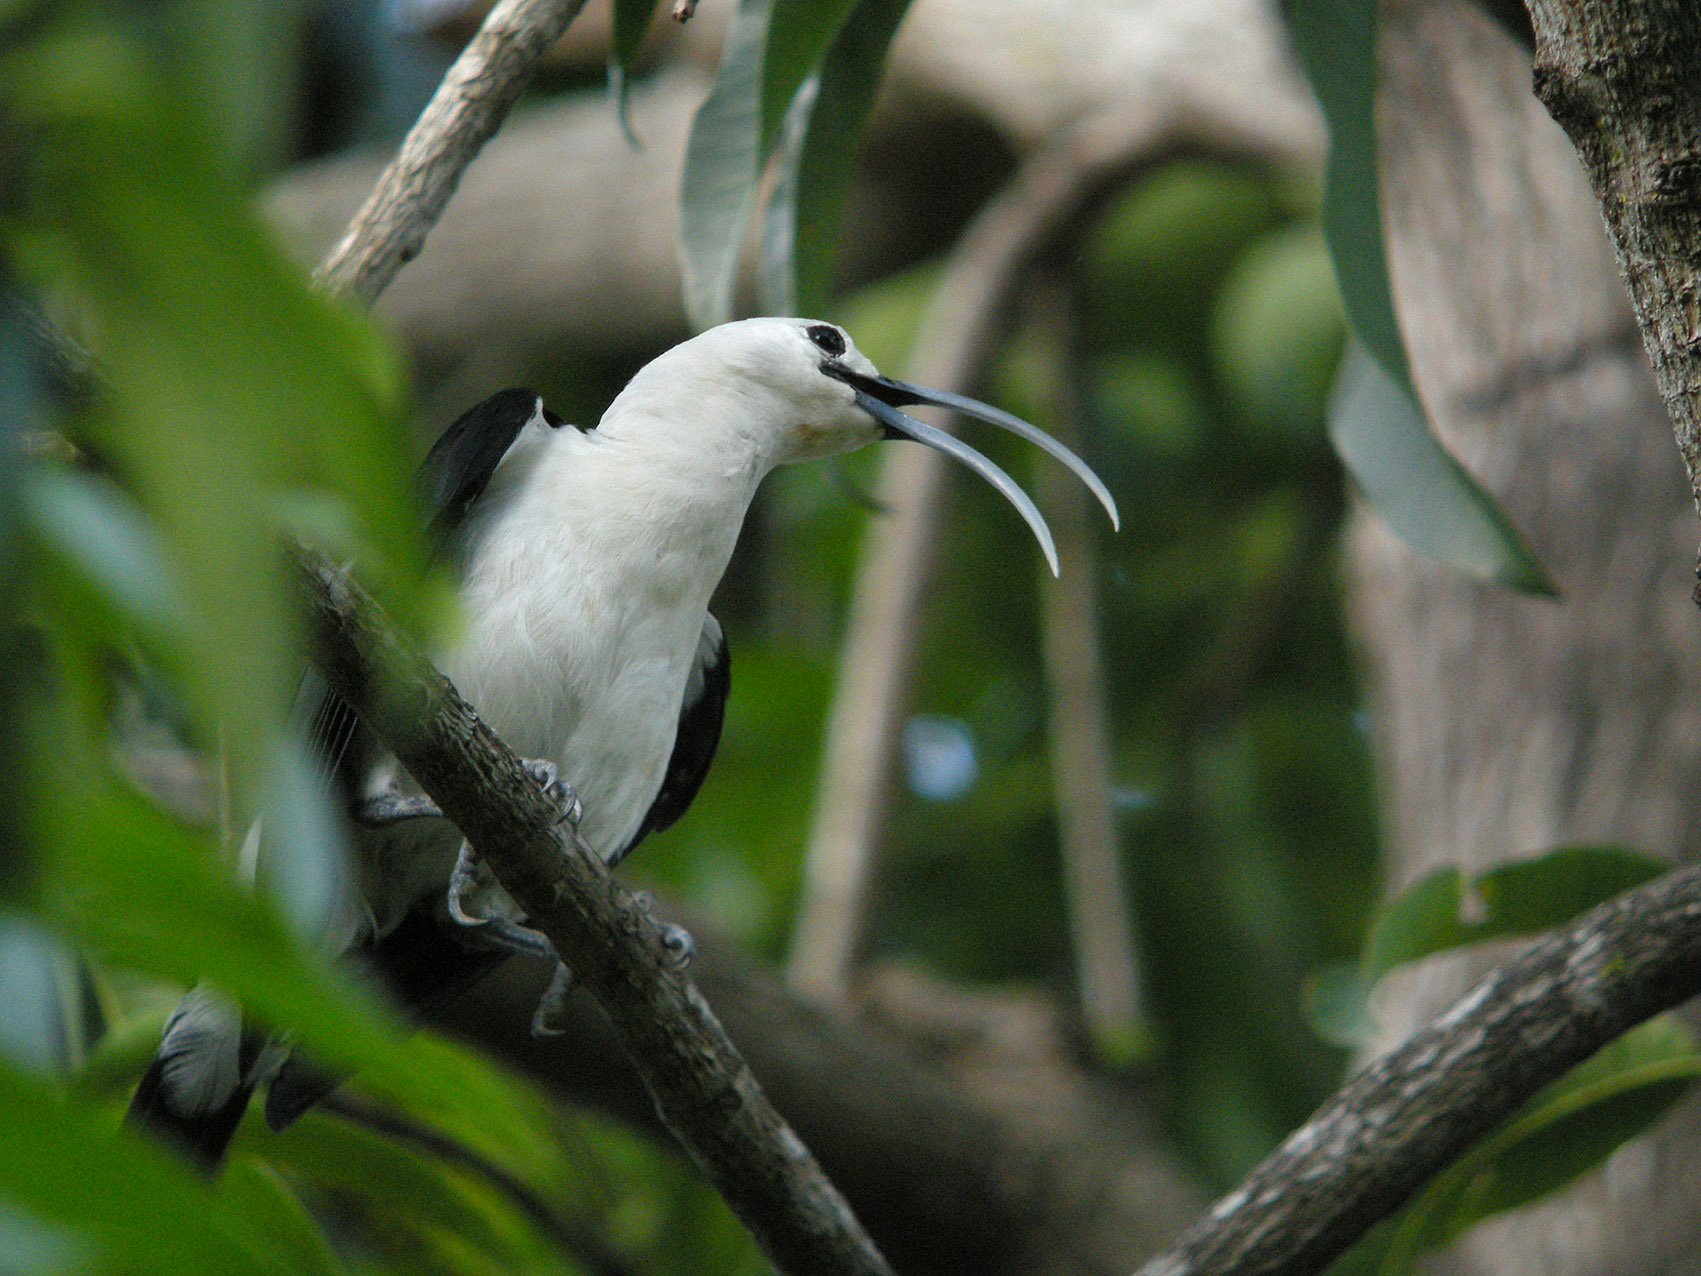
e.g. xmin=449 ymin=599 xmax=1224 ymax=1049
xmin=1311 ymin=847 xmax=1668 ymax=1046
xmin=20 ymin=466 xmax=184 ymax=641
xmin=1328 ymin=345 xmax=1555 ymax=595
xmin=762 ymin=0 xmax=914 ymax=317
xmin=264 ymin=1111 xmax=578 ymax=1276
xmin=611 ymin=0 xmax=664 ymax=68
xmin=1287 ymin=0 xmax=1553 ymax=594
xmin=679 ymin=0 xmax=773 ymax=328
xmin=0 ymin=1058 xmax=289 ymax=1276
xmin=0 ymin=913 xmax=78 ymax=1074
xmin=757 ymin=0 xmax=859 ymax=156
xmin=215 ymin=1160 xmax=347 ymax=1276
xmin=7 ymin=16 xmax=426 ymax=815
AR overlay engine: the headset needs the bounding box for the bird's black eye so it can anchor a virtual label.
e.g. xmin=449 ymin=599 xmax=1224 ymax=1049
xmin=806 ymin=323 xmax=847 ymax=357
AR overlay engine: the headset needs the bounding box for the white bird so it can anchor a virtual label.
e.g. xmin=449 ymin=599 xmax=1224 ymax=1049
xmin=128 ymin=317 xmax=1119 ymax=1163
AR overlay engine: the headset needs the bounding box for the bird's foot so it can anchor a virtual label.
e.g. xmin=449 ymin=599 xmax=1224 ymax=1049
xmin=447 ymin=843 xmax=556 ymax=957
xmin=521 ymin=758 xmax=582 ymax=828
xmin=354 ymin=790 xmax=443 ymax=826
xmin=530 ymin=962 xmax=574 ymax=1037
xmin=446 ymin=841 xmax=488 ymax=928
xmin=632 ymin=890 xmax=695 ymax=969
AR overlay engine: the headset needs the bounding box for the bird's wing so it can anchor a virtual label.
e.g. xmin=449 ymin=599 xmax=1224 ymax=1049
xmin=419 ymin=386 xmax=572 ymax=552
xmin=305 ymin=388 xmax=569 ymax=795
xmin=615 ymin=613 xmax=731 ymax=864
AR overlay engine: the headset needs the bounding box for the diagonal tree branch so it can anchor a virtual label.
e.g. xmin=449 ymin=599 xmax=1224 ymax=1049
xmin=1133 ymin=864 xmax=1701 ymax=1276
xmin=314 ymin=0 xmax=593 ymax=306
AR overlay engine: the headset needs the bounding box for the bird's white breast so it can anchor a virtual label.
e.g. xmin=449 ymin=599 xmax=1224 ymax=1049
xmin=438 ymin=424 xmax=754 ymax=859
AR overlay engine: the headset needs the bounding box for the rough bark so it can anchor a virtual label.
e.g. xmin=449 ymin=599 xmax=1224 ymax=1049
xmin=1133 ymin=865 xmax=1701 ymax=1276
xmin=1525 ymin=0 xmax=1701 ymax=532
xmin=1350 ymin=0 xmax=1701 ymax=1273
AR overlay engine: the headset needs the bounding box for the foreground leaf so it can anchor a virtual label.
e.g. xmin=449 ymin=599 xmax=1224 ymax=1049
xmin=1287 ymin=0 xmax=1552 ymax=594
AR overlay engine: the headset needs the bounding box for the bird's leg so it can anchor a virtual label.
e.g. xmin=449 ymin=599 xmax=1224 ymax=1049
xmin=448 ymin=755 xmax=581 ymax=930
xmin=444 ymin=759 xmax=590 ymax=1036
xmin=632 ymin=890 xmax=695 ymax=969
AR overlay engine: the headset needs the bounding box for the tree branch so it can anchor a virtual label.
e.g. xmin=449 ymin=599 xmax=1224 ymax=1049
xmin=314 ymin=0 xmax=592 ymax=305
xmin=1523 ymin=2 xmax=1701 ymax=540
xmin=1133 ymin=864 xmax=1701 ymax=1276
xmin=288 ymin=546 xmax=893 ymax=1276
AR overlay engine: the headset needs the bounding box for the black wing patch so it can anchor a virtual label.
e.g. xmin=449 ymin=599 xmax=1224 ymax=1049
xmin=419 ymin=387 xmax=573 ymax=552
xmin=615 ymin=614 xmax=731 ymax=864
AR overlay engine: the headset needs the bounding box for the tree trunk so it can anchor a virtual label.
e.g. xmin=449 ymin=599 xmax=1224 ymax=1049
xmin=1351 ymin=0 xmax=1701 ymax=1271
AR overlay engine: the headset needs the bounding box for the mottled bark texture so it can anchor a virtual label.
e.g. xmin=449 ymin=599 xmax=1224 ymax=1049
xmin=1352 ymin=1 xmax=1701 ymax=1273
xmin=1526 ymin=0 xmax=1701 ymax=543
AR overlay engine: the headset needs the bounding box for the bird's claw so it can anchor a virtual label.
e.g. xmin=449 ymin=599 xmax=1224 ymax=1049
xmin=632 ymin=891 xmax=694 ymax=969
xmin=657 ymin=921 xmax=695 ymax=968
xmin=354 ymin=790 xmax=444 ymax=827
xmin=447 ymin=841 xmax=486 ymax=927
xmin=530 ymin=963 xmax=574 ymax=1037
xmin=522 ymin=758 xmax=582 ymax=828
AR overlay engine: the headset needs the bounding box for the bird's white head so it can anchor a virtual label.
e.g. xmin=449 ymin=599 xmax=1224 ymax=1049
xmin=600 ymin=316 xmax=1119 ymax=573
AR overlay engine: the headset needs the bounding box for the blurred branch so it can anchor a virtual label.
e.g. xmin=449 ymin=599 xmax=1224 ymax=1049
xmin=436 ymin=933 xmax=1206 ymax=1276
xmin=786 ymin=106 xmax=1315 ymax=1006
xmin=314 ymin=0 xmax=592 ymax=305
xmin=1134 ymin=864 xmax=1701 ymax=1276
xmin=288 ymin=545 xmax=894 ymax=1276
xmin=1029 ymin=279 xmax=1142 ymax=1051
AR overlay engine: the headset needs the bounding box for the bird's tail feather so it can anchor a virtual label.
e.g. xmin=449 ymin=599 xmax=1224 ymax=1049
xmin=125 ymin=985 xmax=266 ymax=1169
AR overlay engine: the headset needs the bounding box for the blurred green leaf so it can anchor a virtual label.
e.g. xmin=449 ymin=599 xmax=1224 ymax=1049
xmin=6 ymin=14 xmax=426 ymax=818
xmin=1311 ymin=846 xmax=1668 ymax=1046
xmin=762 ymin=0 xmax=913 ymax=316
xmin=1328 ymin=344 xmax=1555 ymax=595
xmin=215 ymin=1159 xmax=347 ymax=1276
xmin=1287 ymin=0 xmax=1552 ymax=595
xmin=0 ymin=1058 xmax=289 ymax=1276
xmin=265 ymin=1111 xmax=579 ymax=1276
xmin=0 ymin=913 xmax=78 ymax=1074
xmin=20 ymin=467 xmax=184 ymax=642
xmin=758 ymin=0 xmax=858 ymax=155
xmin=680 ymin=0 xmax=772 ymax=328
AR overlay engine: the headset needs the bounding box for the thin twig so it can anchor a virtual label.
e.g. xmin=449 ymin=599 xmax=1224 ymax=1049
xmin=314 ymin=0 xmax=591 ymax=306
xmin=1135 ymin=864 xmax=1701 ymax=1276
xmin=1029 ymin=277 xmax=1142 ymax=1050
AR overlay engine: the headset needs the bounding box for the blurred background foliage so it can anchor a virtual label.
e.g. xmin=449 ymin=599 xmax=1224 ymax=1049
xmin=0 ymin=0 xmax=1392 ymax=1271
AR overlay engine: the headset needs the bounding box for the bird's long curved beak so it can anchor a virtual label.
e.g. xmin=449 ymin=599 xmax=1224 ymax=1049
xmin=824 ymin=364 xmax=1120 ymax=577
